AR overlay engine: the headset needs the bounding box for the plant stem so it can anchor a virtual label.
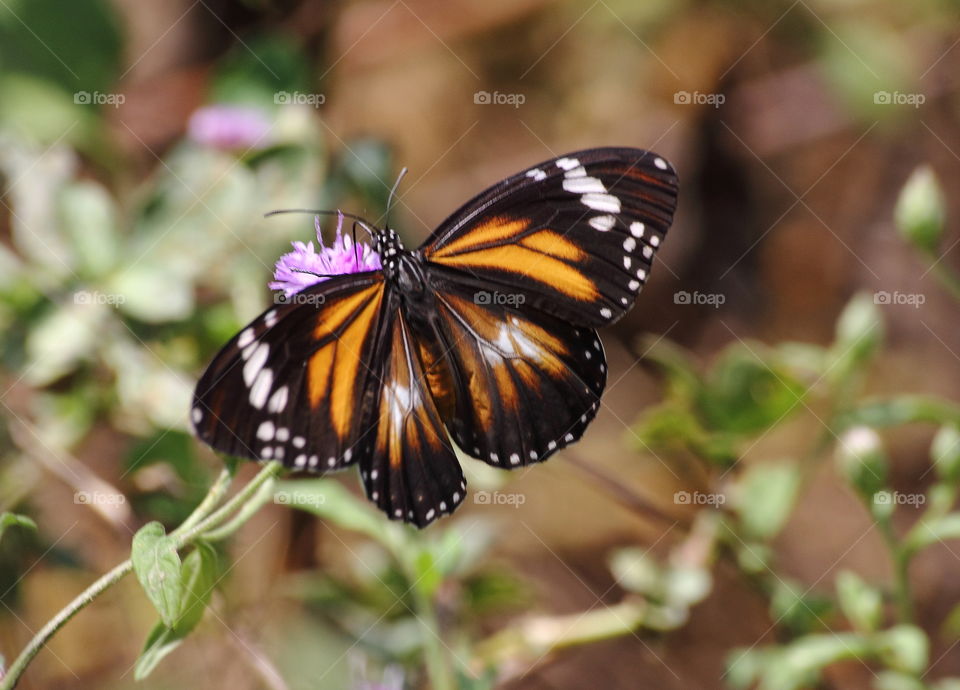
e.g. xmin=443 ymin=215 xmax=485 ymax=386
xmin=927 ymin=252 xmax=960 ymax=302
xmin=410 ymin=582 xmax=455 ymax=690
xmin=0 ymin=559 xmax=133 ymax=690
xmin=0 ymin=461 xmax=281 ymax=689
xmin=877 ymin=517 xmax=913 ymax=623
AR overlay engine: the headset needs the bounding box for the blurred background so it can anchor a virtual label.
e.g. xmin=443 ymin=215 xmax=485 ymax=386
xmin=2 ymin=0 xmax=960 ymax=688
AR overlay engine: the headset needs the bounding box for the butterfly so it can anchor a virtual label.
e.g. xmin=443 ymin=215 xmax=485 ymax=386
xmin=191 ymin=147 xmax=679 ymax=527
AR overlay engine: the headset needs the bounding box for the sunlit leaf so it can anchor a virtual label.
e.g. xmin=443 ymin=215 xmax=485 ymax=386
xmin=131 ymin=521 xmax=183 ymax=628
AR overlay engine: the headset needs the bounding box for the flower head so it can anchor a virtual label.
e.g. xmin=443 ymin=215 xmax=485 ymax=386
xmin=269 ymin=211 xmax=382 ymax=298
xmin=187 ymin=104 xmax=272 ymax=150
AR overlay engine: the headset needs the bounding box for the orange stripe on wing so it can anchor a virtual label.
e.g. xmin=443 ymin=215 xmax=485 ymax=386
xmin=306 ymin=281 xmax=385 ymax=439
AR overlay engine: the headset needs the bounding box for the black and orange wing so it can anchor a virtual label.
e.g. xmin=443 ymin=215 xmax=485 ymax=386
xmin=420 ymin=147 xmax=678 ymax=328
xmin=419 ymin=282 xmax=607 ymax=468
xmin=191 ymin=273 xmax=392 ymax=472
xmin=360 ymin=311 xmax=466 ymax=527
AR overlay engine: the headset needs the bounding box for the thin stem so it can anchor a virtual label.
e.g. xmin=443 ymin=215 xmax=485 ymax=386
xmin=0 ymin=559 xmax=133 ymax=690
xmin=409 ymin=581 xmax=455 ymax=690
xmin=877 ymin=516 xmax=913 ymax=623
xmin=172 ymin=467 xmax=234 ymax=536
xmin=0 ymin=462 xmax=281 ymax=690
xmin=926 ymin=251 xmax=960 ymax=302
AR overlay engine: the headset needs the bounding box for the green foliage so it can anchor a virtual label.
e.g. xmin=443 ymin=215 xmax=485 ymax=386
xmin=135 ymin=541 xmax=219 ymax=679
xmin=131 ymin=522 xmax=183 ymax=628
xmin=0 ymin=513 xmax=36 ymax=544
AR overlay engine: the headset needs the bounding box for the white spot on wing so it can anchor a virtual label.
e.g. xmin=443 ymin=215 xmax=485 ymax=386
xmin=630 ymin=222 xmax=645 ymax=238
xmin=249 ymin=368 xmax=273 ymax=409
xmin=243 ymin=343 xmax=269 ymax=386
xmin=237 ymin=328 xmax=255 ymax=348
xmin=525 ymin=168 xmax=547 ymax=181
xmin=589 ymin=215 xmax=616 ymax=232
xmin=256 ymin=421 xmax=275 ymax=441
xmin=563 ymin=176 xmax=606 ymax=194
xmin=580 ymin=193 xmax=621 ymax=213
xmin=654 ymin=157 xmax=668 ymax=170
xmin=264 ymin=309 xmax=278 ymax=328
xmin=267 ymin=385 xmax=288 ymax=413
xmin=556 ymin=157 xmax=580 ymax=170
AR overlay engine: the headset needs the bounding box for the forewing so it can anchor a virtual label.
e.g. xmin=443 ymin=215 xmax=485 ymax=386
xmin=361 ymin=312 xmax=466 ymax=527
xmin=423 ymin=282 xmax=606 ymax=468
xmin=420 ymin=147 xmax=678 ymax=327
xmin=191 ymin=273 xmax=391 ymax=471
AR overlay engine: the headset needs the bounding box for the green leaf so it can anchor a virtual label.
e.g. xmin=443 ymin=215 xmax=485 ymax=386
xmin=133 ymin=541 xmax=218 ymax=680
xmin=58 ymin=180 xmax=118 ymax=277
xmin=697 ymin=345 xmax=806 ymax=435
xmin=131 ymin=522 xmax=183 ymax=627
xmin=0 ymin=512 xmax=37 ymax=543
xmin=839 ymin=396 xmax=960 ymax=430
xmin=829 ymin=293 xmax=883 ymax=385
xmin=874 ymin=670 xmax=928 ymax=690
xmin=770 ymin=580 xmax=834 ymax=636
xmin=896 ymin=166 xmax=945 ymax=254
xmin=175 ymin=541 xmax=218 ymax=633
xmin=734 ymin=462 xmax=801 ymax=541
xmin=905 ymin=513 xmax=960 ymax=554
xmin=134 ymin=623 xmax=182 ymax=681
xmin=835 ymin=570 xmax=882 ymax=633
xmin=274 ymin=479 xmax=406 ymax=551
xmin=875 ymin=625 xmax=929 ymax=675
xmin=932 ymin=426 xmax=960 ymax=484
xmin=762 ymin=633 xmax=870 ymax=690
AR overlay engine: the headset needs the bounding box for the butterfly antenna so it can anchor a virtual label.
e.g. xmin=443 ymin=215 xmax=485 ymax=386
xmin=385 ymin=167 xmax=408 ymax=230
xmin=265 ymin=208 xmax=376 ymax=242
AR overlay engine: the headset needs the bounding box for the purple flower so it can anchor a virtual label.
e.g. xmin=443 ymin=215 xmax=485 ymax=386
xmin=269 ymin=212 xmax=382 ymax=298
xmin=187 ymin=104 xmax=272 ymax=150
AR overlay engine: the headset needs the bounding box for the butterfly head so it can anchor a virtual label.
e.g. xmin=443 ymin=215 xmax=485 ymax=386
xmin=374 ymin=226 xmax=405 ymax=275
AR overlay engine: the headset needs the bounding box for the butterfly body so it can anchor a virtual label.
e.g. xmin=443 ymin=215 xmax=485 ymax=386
xmin=193 ymin=147 xmax=678 ymax=526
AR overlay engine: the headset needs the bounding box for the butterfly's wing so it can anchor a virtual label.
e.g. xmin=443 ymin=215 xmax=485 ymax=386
xmin=191 ymin=273 xmax=391 ymax=471
xmin=360 ymin=311 xmax=466 ymax=527
xmin=418 ymin=280 xmax=606 ymax=468
xmin=419 ymin=147 xmax=678 ymax=327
